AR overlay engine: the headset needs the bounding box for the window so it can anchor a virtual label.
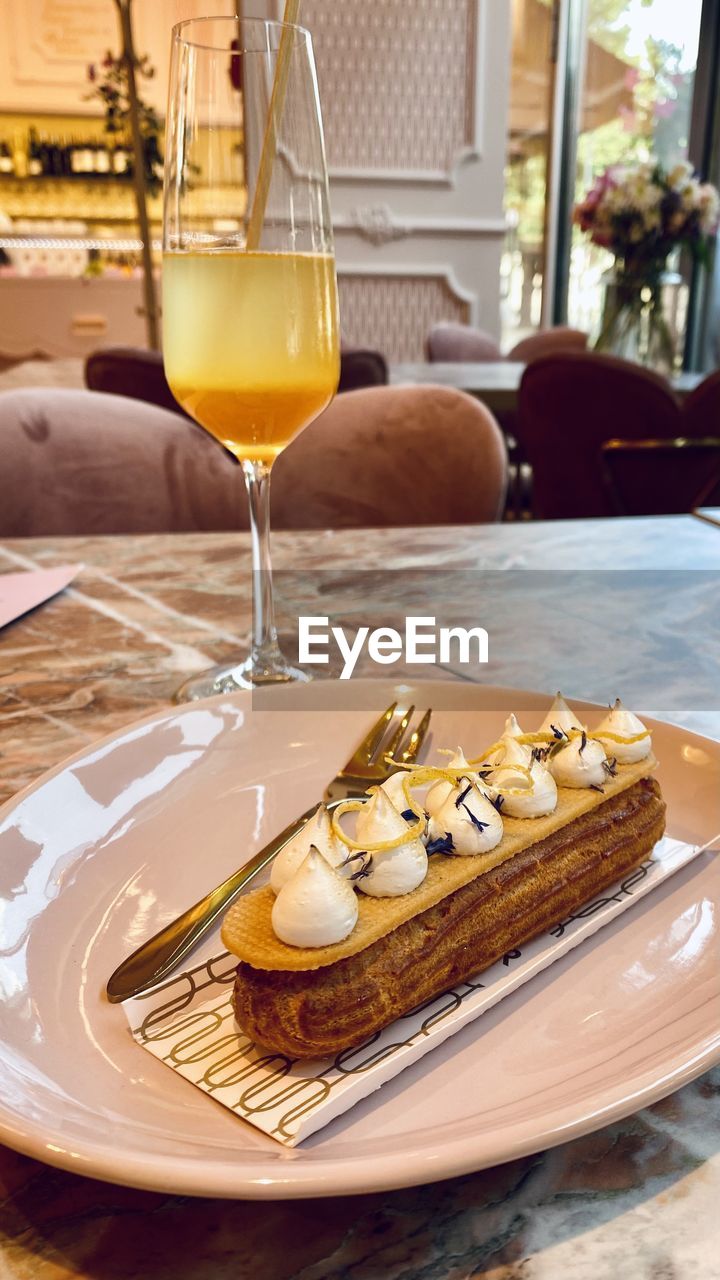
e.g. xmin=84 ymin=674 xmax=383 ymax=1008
xmin=503 ymin=0 xmax=707 ymax=355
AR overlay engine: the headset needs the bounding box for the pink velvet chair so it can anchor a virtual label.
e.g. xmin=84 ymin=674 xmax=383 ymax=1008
xmin=426 ymin=323 xmax=588 ymax=365
xmin=507 ymin=327 xmax=588 ymax=362
xmin=0 ymin=384 xmax=507 ymax=536
xmin=516 ymin=352 xmax=682 ymax=519
xmin=0 ymin=388 xmax=244 ymax=536
xmin=426 ymin=323 xmax=502 ymax=363
xmin=272 ymin=384 xmax=508 ymax=527
xmin=84 ymin=342 xmax=388 ymax=416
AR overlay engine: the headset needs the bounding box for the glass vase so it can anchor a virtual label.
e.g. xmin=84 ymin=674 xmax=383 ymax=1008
xmin=595 ymin=264 xmax=681 ymax=376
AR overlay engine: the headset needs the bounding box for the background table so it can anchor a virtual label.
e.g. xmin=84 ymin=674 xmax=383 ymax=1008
xmin=0 ymin=517 xmax=719 ymax=1279
xmin=391 ymin=361 xmax=705 ymax=414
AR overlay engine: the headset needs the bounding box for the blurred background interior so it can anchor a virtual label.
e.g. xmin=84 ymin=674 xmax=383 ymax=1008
xmin=1 ymin=0 xmax=719 ymax=526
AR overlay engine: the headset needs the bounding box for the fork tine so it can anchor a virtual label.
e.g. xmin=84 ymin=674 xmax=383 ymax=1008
xmin=396 ymin=708 xmax=432 ymax=766
xmin=382 ymin=705 xmax=414 ymax=761
xmin=342 ymin=702 xmax=397 ymax=771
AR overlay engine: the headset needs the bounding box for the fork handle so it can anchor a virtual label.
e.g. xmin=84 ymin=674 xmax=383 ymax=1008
xmin=106 ymin=803 xmax=319 ymax=1004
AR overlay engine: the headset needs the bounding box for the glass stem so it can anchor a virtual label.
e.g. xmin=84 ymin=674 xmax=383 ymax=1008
xmin=242 ymin=459 xmax=283 ymax=673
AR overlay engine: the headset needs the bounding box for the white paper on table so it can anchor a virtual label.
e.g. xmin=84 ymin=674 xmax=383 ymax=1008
xmin=123 ymin=836 xmax=706 ymax=1147
xmin=0 ymin=564 xmax=81 ymax=629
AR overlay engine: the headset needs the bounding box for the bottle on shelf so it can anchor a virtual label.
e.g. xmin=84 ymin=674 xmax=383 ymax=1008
xmin=16 ymin=125 xmax=135 ymax=183
xmin=70 ymin=138 xmax=89 ymax=177
xmin=46 ymin=138 xmax=63 ymax=178
xmin=81 ymin=139 xmax=95 ymax=176
xmin=112 ymin=142 xmax=130 ymax=177
xmin=27 ymin=128 xmax=43 ymax=177
xmin=59 ymin=138 xmax=72 ymax=177
xmin=68 ymin=138 xmax=81 ymax=176
xmin=39 ymin=137 xmax=52 ymax=176
xmin=95 ymin=140 xmax=111 ymax=176
xmin=0 ymin=140 xmax=14 ymax=176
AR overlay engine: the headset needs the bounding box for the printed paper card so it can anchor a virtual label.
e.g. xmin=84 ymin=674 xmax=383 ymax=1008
xmin=123 ymin=836 xmax=705 ymax=1147
xmin=0 ymin=564 xmax=81 ymax=629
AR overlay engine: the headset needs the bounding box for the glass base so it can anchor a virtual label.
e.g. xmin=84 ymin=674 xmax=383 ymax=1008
xmin=174 ymin=651 xmax=312 ymax=702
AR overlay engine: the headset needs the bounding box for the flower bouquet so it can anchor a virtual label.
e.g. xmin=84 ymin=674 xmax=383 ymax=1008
xmin=574 ymin=160 xmax=719 ymax=372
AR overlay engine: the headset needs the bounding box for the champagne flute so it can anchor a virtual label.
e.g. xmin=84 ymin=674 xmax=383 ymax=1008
xmin=163 ymin=16 xmax=339 ymax=700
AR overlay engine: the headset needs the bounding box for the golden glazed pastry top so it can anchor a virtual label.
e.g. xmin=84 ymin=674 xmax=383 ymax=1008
xmin=221 ymin=755 xmax=656 ymax=972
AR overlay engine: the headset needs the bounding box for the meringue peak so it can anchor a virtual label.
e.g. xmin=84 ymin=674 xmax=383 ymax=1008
xmin=593 ymin=699 xmax=651 ymax=763
xmin=426 ymin=778 xmax=503 ymax=855
xmin=270 ymin=803 xmax=347 ymax=894
xmin=364 ymin=785 xmax=409 ymax=838
xmin=355 ymin=788 xmax=428 ymax=897
xmin=271 ymin=846 xmax=359 ymax=948
xmin=538 ymin=692 xmax=585 ymax=738
xmin=550 ymin=734 xmax=608 ymax=789
xmin=377 ymin=770 xmax=413 ymax=814
xmin=498 ymin=735 xmax=533 ymax=770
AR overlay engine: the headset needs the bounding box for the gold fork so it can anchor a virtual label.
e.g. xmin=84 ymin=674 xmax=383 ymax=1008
xmin=106 ymin=702 xmax=431 ymax=1003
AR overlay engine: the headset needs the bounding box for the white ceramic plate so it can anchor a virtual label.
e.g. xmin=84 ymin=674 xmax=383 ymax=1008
xmin=0 ymin=681 xmax=717 ymax=1200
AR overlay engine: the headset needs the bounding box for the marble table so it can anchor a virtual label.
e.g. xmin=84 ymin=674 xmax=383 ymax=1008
xmin=0 ymin=516 xmax=719 ymax=1279
xmin=391 ymin=360 xmax=705 ymax=413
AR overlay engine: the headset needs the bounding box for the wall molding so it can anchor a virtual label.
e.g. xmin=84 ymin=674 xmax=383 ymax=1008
xmin=337 ymin=262 xmax=479 ymax=321
xmin=327 ymin=0 xmax=487 ymax=188
xmin=334 ymin=208 xmax=507 ymax=240
xmin=341 ymin=204 xmax=412 ymax=246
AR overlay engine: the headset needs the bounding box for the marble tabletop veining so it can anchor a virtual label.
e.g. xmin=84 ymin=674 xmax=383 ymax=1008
xmin=0 ymin=516 xmax=719 ymax=1280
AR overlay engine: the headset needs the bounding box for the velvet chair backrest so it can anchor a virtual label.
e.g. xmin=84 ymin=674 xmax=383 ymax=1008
xmin=85 ymin=344 xmax=389 ymax=415
xmin=338 ymin=346 xmax=388 ymax=391
xmin=681 ymin=367 xmax=720 ymax=438
xmin=0 ymin=387 xmax=243 ymax=536
xmin=426 ymin=324 xmax=588 ymax=366
xmin=271 ymin=384 xmax=508 ymax=527
xmin=426 ymin=323 xmax=502 ymax=363
xmin=508 ymin=327 xmax=588 ymax=363
xmin=85 ymin=347 xmax=191 ymax=420
xmin=516 ymin=352 xmax=682 ymax=520
xmin=1 ymin=384 xmax=507 ymax=536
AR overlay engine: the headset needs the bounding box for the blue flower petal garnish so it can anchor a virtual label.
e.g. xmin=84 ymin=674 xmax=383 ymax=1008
xmin=455 ymin=781 xmax=473 ymax=808
xmin=461 ymin=803 xmax=489 ymax=832
xmin=426 ymin=833 xmax=455 ymax=856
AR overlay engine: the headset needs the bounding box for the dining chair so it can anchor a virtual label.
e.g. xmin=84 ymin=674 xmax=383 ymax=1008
xmin=85 ymin=347 xmax=192 ymax=420
xmin=271 ymin=384 xmax=508 ymax=527
xmin=681 ymin=367 xmax=720 ymax=438
xmin=1 ymin=384 xmax=507 ymax=536
xmin=600 ymin=437 xmax=720 ymax=516
xmin=507 ymin=327 xmax=588 ymax=362
xmin=426 ymin=323 xmax=502 ymax=363
xmin=85 ymin=343 xmax=388 ymax=417
xmin=337 ymin=345 xmax=389 ymax=392
xmin=426 ymin=323 xmax=588 ymax=365
xmin=0 ymin=387 xmax=244 ymax=536
xmin=516 ymin=352 xmax=682 ymax=519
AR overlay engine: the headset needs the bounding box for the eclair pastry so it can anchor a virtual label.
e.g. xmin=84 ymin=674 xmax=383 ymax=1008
xmin=222 ymin=699 xmax=665 ymax=1059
